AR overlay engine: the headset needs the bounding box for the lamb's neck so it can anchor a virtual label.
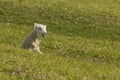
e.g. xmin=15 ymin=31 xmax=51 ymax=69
xmin=30 ymin=29 xmax=38 ymax=40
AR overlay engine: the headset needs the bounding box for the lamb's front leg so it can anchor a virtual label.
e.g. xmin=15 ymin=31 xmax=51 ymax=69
xmin=34 ymin=47 xmax=42 ymax=54
xmin=32 ymin=40 xmax=42 ymax=53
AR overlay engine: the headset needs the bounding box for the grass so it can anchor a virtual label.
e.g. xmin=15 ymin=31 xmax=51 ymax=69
xmin=0 ymin=0 xmax=120 ymax=80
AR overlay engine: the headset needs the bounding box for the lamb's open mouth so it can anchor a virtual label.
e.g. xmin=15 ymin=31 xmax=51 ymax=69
xmin=42 ymin=34 xmax=45 ymax=37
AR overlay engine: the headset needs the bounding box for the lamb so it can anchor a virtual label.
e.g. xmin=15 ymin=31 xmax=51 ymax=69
xmin=21 ymin=23 xmax=47 ymax=53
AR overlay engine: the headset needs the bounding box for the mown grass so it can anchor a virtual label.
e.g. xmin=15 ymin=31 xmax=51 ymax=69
xmin=0 ymin=0 xmax=120 ymax=80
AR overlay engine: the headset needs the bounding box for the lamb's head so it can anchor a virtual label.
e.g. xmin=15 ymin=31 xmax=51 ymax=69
xmin=34 ymin=23 xmax=47 ymax=37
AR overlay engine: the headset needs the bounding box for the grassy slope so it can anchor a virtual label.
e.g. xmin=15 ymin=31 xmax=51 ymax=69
xmin=0 ymin=0 xmax=120 ymax=80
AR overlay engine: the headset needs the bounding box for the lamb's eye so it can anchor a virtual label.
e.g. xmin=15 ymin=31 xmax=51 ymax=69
xmin=39 ymin=28 xmax=41 ymax=30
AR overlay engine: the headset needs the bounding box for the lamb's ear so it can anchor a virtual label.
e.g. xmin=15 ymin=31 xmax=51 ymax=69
xmin=45 ymin=25 xmax=47 ymax=28
xmin=34 ymin=23 xmax=38 ymax=29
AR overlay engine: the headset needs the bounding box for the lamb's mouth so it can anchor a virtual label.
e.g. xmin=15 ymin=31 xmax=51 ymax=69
xmin=42 ymin=34 xmax=45 ymax=37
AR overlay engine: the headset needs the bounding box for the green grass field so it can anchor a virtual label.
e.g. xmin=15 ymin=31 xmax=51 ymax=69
xmin=0 ymin=0 xmax=120 ymax=80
